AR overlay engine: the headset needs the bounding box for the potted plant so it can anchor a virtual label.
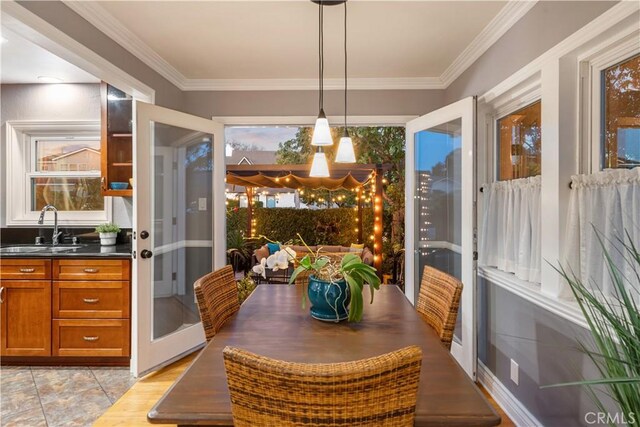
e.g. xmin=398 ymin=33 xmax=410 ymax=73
xmin=288 ymin=234 xmax=381 ymax=323
xmin=543 ymin=230 xmax=640 ymax=418
xmin=95 ymin=223 xmax=120 ymax=246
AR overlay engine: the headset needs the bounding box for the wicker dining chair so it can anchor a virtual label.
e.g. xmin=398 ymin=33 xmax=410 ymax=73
xmin=193 ymin=265 xmax=240 ymax=342
xmin=415 ymin=266 xmax=463 ymax=350
xmin=223 ymin=345 xmax=423 ymax=427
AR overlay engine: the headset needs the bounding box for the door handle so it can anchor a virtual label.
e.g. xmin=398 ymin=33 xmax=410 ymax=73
xmin=0 ymin=287 xmax=4 ymax=303
xmin=139 ymin=230 xmax=149 ymax=239
xmin=140 ymin=249 xmax=153 ymax=259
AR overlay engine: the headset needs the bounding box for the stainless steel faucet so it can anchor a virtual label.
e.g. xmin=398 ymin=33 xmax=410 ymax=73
xmin=38 ymin=205 xmax=62 ymax=245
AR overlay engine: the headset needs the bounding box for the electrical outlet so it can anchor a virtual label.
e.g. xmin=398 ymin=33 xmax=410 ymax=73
xmin=198 ymin=198 xmax=207 ymax=211
xmin=510 ymin=359 xmax=519 ymax=385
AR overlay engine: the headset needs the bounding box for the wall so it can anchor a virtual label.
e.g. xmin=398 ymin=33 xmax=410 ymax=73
xmin=184 ymin=89 xmax=444 ymax=119
xmin=441 ymin=1 xmax=620 ymax=425
xmin=0 ymin=83 xmax=132 ymax=228
xmin=444 ymin=1 xmax=616 ymax=103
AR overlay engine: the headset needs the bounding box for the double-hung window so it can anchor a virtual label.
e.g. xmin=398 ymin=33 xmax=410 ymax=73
xmin=5 ymin=121 xmax=110 ymax=226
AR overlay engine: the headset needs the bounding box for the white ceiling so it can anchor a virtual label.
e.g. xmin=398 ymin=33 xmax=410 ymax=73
xmin=64 ymin=0 xmax=534 ymax=90
xmin=0 ymin=26 xmax=99 ymax=84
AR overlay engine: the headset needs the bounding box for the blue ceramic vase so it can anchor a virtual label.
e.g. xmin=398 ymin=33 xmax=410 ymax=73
xmin=307 ymin=275 xmax=350 ymax=322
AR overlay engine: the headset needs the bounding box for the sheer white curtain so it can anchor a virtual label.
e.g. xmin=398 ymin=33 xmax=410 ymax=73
xmin=562 ymin=167 xmax=640 ymax=298
xmin=479 ymin=175 xmax=541 ymax=283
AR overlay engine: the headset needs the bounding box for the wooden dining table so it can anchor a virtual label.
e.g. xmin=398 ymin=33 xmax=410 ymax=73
xmin=148 ymin=284 xmax=501 ymax=427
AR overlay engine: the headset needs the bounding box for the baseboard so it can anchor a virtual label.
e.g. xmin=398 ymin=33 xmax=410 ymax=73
xmin=478 ymin=361 xmax=544 ymax=427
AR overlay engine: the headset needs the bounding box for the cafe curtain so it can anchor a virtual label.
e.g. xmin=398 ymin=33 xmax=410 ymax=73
xmin=561 ymin=167 xmax=640 ymax=298
xmin=479 ymin=175 xmax=541 ymax=283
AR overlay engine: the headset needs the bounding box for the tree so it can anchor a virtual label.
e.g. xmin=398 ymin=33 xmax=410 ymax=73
xmin=275 ymin=125 xmax=406 ymax=245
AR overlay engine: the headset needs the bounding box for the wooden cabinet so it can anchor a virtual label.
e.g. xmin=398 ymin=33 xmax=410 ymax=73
xmin=0 ymin=281 xmax=52 ymax=357
xmin=52 ymin=259 xmax=131 ymax=357
xmin=101 ymin=82 xmax=133 ymax=197
xmin=0 ymin=257 xmax=130 ymax=363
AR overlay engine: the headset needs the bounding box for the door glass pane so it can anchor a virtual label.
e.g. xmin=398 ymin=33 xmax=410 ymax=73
xmin=415 ymin=119 xmax=463 ymax=343
xmin=151 ymin=121 xmax=213 ymax=340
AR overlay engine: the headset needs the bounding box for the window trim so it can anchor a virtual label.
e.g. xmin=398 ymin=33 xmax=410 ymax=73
xmin=579 ymin=31 xmax=640 ymax=173
xmin=5 ymin=120 xmax=111 ymax=226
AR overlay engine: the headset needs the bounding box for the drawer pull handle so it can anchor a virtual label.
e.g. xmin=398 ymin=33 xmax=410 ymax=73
xmin=83 ymin=268 xmax=99 ymax=273
xmin=83 ymin=298 xmax=100 ymax=304
xmin=83 ymin=336 xmax=99 ymax=342
xmin=0 ymin=287 xmax=4 ymax=303
xmin=19 ymin=268 xmax=35 ymax=273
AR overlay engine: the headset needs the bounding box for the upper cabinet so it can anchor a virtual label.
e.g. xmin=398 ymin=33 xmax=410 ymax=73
xmin=101 ymin=82 xmax=133 ymax=197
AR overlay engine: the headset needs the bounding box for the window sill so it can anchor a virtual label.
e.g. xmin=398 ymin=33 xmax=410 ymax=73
xmin=478 ymin=266 xmax=587 ymax=329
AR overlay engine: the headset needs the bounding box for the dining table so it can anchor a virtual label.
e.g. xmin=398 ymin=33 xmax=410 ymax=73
xmin=148 ymin=284 xmax=501 ymax=427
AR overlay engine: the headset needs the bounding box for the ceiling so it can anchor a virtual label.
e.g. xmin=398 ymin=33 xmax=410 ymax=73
xmin=0 ymin=26 xmax=99 ymax=84
xmin=64 ymin=0 xmax=534 ymax=90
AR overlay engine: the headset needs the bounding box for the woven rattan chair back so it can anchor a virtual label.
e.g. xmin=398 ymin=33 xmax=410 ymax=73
xmin=193 ymin=265 xmax=239 ymax=342
xmin=415 ymin=266 xmax=463 ymax=350
xmin=223 ymin=345 xmax=423 ymax=427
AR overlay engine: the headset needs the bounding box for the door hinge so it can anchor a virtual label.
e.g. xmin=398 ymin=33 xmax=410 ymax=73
xmin=172 ymin=217 xmax=177 ymax=225
xmin=172 ymin=272 xmax=177 ymax=281
xmin=132 ymin=251 xmax=137 ymax=259
xmin=473 ymin=251 xmax=478 ymax=261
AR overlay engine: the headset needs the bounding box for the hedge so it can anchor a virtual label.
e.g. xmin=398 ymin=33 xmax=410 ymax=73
xmin=227 ymin=207 xmax=380 ymax=247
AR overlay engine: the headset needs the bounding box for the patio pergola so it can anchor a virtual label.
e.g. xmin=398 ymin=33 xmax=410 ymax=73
xmin=226 ymin=163 xmax=390 ymax=275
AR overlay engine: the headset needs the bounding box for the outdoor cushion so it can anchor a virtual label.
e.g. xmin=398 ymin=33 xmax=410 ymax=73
xmin=350 ymin=243 xmax=364 ymax=254
xmin=266 ymin=242 xmax=281 ymax=255
xmin=319 ymin=245 xmax=341 ymax=252
xmin=254 ymin=246 xmax=270 ymax=263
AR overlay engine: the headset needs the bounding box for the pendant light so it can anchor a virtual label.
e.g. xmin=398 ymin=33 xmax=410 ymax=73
xmin=335 ymin=1 xmax=356 ymax=163
xmin=310 ymin=149 xmax=330 ymax=177
xmin=311 ymin=2 xmax=333 ymax=147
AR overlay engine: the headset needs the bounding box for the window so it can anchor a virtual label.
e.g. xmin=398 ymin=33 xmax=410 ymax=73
xmin=602 ymin=54 xmax=640 ymax=169
xmin=265 ymin=195 xmax=276 ymax=208
xmin=497 ymin=100 xmax=541 ymax=180
xmin=5 ymin=121 xmax=110 ymax=226
xmin=29 ymin=137 xmax=103 ymax=212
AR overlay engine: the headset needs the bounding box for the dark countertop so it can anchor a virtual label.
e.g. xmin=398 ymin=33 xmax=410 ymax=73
xmin=0 ymin=243 xmax=132 ymax=258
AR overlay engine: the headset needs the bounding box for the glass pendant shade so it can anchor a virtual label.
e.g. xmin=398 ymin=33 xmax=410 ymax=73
xmin=335 ymin=135 xmax=356 ymax=163
xmin=311 ymin=110 xmax=333 ymax=146
xmin=309 ymin=151 xmax=330 ymax=177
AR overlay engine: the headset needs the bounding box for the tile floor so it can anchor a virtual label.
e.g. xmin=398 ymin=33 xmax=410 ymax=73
xmin=0 ymin=366 xmax=136 ymax=427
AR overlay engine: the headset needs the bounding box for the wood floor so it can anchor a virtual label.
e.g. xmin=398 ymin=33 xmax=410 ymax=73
xmin=95 ymin=352 xmax=515 ymax=427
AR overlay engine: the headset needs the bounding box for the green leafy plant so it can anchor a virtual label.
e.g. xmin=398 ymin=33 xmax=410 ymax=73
xmin=95 ymin=223 xmax=120 ymax=234
xmin=289 ymin=233 xmax=381 ymax=322
xmin=237 ymin=276 xmax=257 ymax=304
xmin=543 ymin=230 xmax=640 ymax=423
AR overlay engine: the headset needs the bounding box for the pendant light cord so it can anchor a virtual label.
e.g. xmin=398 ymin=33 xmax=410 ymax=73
xmin=344 ymin=1 xmax=348 ymax=130
xmin=318 ymin=2 xmax=324 ymax=112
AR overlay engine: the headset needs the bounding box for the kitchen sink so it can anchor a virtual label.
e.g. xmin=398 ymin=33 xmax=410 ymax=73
xmin=0 ymin=245 xmax=85 ymax=254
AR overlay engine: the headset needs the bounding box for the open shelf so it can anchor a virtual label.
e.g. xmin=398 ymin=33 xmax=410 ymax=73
xmin=103 ymin=189 xmax=133 ymax=197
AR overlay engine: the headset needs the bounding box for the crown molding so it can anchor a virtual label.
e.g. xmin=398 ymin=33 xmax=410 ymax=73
xmin=62 ymin=0 xmax=187 ymax=89
xmin=181 ymin=77 xmax=444 ymax=91
xmin=64 ymin=0 xmax=538 ymax=92
xmin=440 ymin=0 xmax=538 ymax=87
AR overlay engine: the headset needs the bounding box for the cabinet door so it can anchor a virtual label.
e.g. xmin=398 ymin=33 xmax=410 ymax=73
xmin=0 ymin=281 xmax=51 ymax=356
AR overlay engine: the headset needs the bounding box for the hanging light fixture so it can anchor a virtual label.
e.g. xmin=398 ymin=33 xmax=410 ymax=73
xmin=335 ymin=1 xmax=356 ymax=163
xmin=310 ymin=150 xmax=330 ymax=177
xmin=311 ymin=1 xmax=333 ymax=147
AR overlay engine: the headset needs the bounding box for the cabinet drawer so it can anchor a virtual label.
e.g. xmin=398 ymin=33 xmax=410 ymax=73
xmin=0 ymin=259 xmax=51 ymax=280
xmin=53 ymin=259 xmax=130 ymax=281
xmin=53 ymin=281 xmax=130 ymax=319
xmin=53 ymin=319 xmax=130 ymax=357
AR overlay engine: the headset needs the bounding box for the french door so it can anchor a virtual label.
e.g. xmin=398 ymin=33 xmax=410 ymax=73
xmin=405 ymin=97 xmax=477 ymax=379
xmin=132 ymin=102 xmax=226 ymax=376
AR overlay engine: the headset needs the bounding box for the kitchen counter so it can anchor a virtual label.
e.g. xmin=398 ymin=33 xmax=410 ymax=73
xmin=0 ymin=243 xmax=132 ymax=258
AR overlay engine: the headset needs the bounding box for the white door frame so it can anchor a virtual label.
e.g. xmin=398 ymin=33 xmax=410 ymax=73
xmin=132 ymin=101 xmax=225 ymax=377
xmin=405 ymin=96 xmax=477 ymax=379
